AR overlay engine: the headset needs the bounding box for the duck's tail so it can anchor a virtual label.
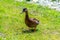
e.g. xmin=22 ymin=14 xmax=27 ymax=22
xmin=36 ymin=21 xmax=39 ymax=25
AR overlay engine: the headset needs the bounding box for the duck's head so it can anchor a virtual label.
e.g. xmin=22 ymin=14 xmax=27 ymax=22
xmin=22 ymin=8 xmax=28 ymax=12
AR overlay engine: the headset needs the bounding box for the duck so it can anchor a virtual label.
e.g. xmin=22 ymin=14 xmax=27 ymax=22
xmin=21 ymin=8 xmax=39 ymax=31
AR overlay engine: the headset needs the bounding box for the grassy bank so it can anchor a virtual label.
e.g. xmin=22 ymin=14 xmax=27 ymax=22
xmin=0 ymin=0 xmax=60 ymax=40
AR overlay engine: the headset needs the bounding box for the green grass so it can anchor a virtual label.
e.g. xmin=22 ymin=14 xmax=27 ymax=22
xmin=0 ymin=0 xmax=60 ymax=40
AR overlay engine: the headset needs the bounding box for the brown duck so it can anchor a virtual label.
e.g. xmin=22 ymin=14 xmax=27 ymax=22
xmin=22 ymin=8 xmax=39 ymax=31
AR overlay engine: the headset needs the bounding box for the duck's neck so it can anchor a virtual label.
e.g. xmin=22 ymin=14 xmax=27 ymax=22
xmin=25 ymin=11 xmax=29 ymax=20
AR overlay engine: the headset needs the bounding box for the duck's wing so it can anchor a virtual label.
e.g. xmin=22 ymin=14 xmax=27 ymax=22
xmin=29 ymin=18 xmax=39 ymax=24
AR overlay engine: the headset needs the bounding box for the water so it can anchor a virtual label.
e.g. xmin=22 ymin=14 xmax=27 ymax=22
xmin=15 ymin=0 xmax=60 ymax=11
xmin=37 ymin=0 xmax=60 ymax=11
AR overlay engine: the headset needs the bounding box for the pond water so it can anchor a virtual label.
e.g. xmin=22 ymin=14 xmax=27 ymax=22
xmin=15 ymin=0 xmax=60 ymax=11
xmin=37 ymin=0 xmax=60 ymax=11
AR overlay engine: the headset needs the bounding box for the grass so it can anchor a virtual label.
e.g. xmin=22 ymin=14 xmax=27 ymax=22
xmin=0 ymin=0 xmax=60 ymax=40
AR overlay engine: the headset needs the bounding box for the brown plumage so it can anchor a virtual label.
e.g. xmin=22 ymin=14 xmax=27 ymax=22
xmin=22 ymin=8 xmax=39 ymax=31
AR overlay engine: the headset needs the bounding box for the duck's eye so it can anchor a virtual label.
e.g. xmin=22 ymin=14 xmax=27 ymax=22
xmin=23 ymin=8 xmax=27 ymax=12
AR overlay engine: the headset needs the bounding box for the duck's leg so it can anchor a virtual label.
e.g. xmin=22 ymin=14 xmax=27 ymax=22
xmin=33 ymin=27 xmax=36 ymax=31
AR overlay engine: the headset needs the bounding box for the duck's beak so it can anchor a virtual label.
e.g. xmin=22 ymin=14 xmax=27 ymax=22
xmin=20 ymin=11 xmax=24 ymax=14
xmin=20 ymin=9 xmax=25 ymax=14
